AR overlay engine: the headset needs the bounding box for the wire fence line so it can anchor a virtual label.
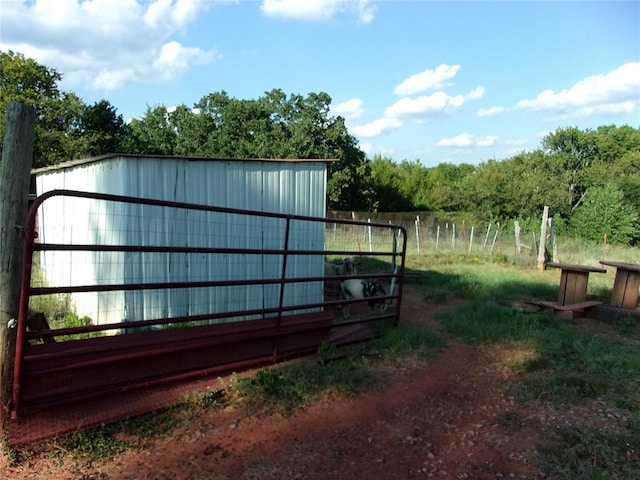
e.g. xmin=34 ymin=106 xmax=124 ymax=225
xmin=327 ymin=211 xmax=548 ymax=260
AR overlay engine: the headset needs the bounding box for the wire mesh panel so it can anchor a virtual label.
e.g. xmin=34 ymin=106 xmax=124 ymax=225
xmin=30 ymin=192 xmax=333 ymax=331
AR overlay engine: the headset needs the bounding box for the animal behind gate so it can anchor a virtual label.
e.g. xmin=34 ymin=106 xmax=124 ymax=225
xmin=324 ymin=257 xmax=359 ymax=297
xmin=339 ymin=278 xmax=388 ymax=318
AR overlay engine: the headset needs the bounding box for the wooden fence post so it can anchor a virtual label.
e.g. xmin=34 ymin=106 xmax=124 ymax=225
xmin=549 ymin=217 xmax=559 ymax=262
xmin=483 ymin=223 xmax=492 ymax=250
xmin=537 ymin=206 xmax=549 ymax=270
xmin=514 ymin=221 xmax=521 ymax=255
xmin=0 ymin=103 xmax=36 ymax=428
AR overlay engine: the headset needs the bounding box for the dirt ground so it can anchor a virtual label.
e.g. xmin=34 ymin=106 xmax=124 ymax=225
xmin=2 ymin=285 xmax=630 ymax=479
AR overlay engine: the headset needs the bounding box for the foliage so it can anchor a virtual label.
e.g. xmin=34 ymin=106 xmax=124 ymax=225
xmin=0 ymin=50 xmax=128 ymax=167
xmin=3 ymin=50 xmax=640 ymax=225
xmin=569 ymin=184 xmax=639 ymax=245
xmin=368 ymin=125 xmax=639 ymax=239
xmin=76 ymin=99 xmax=129 ymax=156
xmin=125 ymin=105 xmax=178 ymax=155
xmin=0 ymin=50 xmax=61 ymax=118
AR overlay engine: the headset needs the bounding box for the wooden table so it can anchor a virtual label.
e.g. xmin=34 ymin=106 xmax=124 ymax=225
xmin=600 ymin=260 xmax=640 ymax=309
xmin=546 ymin=262 xmax=607 ymax=309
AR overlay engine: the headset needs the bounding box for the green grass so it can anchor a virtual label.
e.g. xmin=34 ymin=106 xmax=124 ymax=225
xmin=5 ymin=409 xmax=180 ymax=466
xmin=232 ymin=322 xmax=446 ymax=416
xmin=7 ymin=252 xmax=640 ymax=479
xmin=537 ymin=423 xmax=640 ymax=480
xmin=424 ymin=259 xmax=640 ymax=480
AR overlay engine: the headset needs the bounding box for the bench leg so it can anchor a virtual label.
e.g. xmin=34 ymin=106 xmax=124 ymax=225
xmin=611 ymin=271 xmax=640 ymax=309
xmin=558 ymin=271 xmax=589 ymax=306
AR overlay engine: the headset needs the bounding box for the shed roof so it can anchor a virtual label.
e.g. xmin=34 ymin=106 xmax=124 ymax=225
xmin=31 ymin=153 xmax=338 ymax=174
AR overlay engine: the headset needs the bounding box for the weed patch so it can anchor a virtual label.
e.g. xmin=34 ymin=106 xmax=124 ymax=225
xmin=538 ymin=424 xmax=640 ymax=480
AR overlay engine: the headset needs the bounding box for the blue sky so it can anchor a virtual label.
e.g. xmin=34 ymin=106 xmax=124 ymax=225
xmin=1 ymin=0 xmax=639 ymax=167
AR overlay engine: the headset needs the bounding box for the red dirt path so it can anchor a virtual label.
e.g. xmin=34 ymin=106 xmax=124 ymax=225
xmin=2 ymin=285 xmax=626 ymax=479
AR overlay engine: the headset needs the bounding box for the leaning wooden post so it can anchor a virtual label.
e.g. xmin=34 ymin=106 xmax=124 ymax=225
xmin=549 ymin=217 xmax=559 ymax=262
xmin=537 ymin=206 xmax=549 ymax=270
xmin=0 ymin=103 xmax=36 ymax=428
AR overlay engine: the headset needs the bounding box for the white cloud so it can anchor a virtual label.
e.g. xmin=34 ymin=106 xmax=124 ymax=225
xmin=394 ymin=64 xmax=461 ymax=96
xmin=386 ymin=93 xmax=463 ymax=118
xmin=0 ymin=0 xmax=220 ymax=91
xmin=351 ymin=117 xmax=402 ymax=138
xmin=436 ymin=133 xmax=499 ymax=148
xmin=333 ymin=98 xmax=365 ymax=119
xmin=477 ymin=106 xmax=506 ymax=117
xmin=144 ymin=0 xmax=205 ymax=28
xmin=359 ymin=142 xmax=394 ymax=158
xmin=153 ymin=41 xmax=218 ymax=82
xmin=261 ymin=0 xmax=376 ymax=24
xmin=516 ymin=62 xmax=640 ymax=118
xmin=92 ymin=68 xmax=139 ymax=91
xmin=504 ymin=138 xmax=528 ymax=147
xmin=349 ymin=73 xmax=484 ymax=141
xmin=467 ymin=86 xmax=485 ymax=100
xmin=385 ymin=86 xmax=482 ymax=121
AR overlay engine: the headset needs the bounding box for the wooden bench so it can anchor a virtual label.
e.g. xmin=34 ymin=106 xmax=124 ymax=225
xmin=537 ymin=262 xmax=607 ymax=318
xmin=600 ymin=260 xmax=640 ymax=310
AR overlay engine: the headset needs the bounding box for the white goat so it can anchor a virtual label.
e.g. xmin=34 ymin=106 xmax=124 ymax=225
xmin=324 ymin=257 xmax=358 ymax=276
xmin=324 ymin=257 xmax=358 ymax=297
xmin=340 ymin=278 xmax=388 ymax=319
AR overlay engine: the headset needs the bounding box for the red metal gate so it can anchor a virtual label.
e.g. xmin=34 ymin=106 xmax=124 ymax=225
xmin=12 ymin=190 xmax=406 ymax=417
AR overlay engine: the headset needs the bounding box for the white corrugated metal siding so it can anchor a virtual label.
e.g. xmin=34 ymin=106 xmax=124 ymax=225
xmin=33 ymin=156 xmax=327 ymax=326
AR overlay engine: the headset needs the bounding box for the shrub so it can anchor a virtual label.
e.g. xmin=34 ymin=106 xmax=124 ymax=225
xmin=569 ymin=184 xmax=639 ymax=245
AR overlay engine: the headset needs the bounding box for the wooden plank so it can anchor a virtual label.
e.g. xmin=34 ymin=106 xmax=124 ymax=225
xmin=610 ymin=269 xmax=640 ymax=309
xmin=554 ymin=300 xmax=602 ymax=312
xmin=557 ymin=271 xmax=569 ymax=305
xmin=526 ymin=300 xmax=602 ymax=312
xmin=600 ymin=260 xmax=640 ymax=272
xmin=611 ymin=269 xmax=629 ymax=307
xmin=567 ymin=272 xmax=589 ymax=305
xmin=547 ymin=262 xmax=607 ymax=274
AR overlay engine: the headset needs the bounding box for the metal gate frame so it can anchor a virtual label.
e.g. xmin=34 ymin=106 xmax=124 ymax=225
xmin=12 ymin=190 xmax=407 ymax=417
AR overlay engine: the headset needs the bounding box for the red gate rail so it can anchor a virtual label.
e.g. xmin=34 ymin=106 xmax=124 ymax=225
xmin=12 ymin=190 xmax=407 ymax=416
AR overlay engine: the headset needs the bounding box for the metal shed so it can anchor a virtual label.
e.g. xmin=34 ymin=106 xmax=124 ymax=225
xmin=32 ymin=154 xmax=333 ymax=327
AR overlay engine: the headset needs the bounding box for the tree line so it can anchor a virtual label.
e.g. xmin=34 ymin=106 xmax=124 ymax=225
xmin=2 ymin=50 xmax=639 ymax=244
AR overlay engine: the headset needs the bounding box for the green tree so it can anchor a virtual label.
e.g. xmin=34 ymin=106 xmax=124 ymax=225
xmin=163 ymin=89 xmax=374 ymax=210
xmin=0 ymin=50 xmax=60 ymax=112
xmin=542 ymin=126 xmax=599 ymax=213
xmin=77 ymin=100 xmax=128 ymax=156
xmin=569 ymin=184 xmax=639 ymax=245
xmin=420 ymin=162 xmax=475 ymax=212
xmin=592 ymin=124 xmax=640 ymax=163
xmin=34 ymin=91 xmax=86 ymax=167
xmin=368 ymin=155 xmax=414 ymax=211
xmin=1 ymin=50 xmax=67 ymax=166
xmin=1 ymin=50 xmax=128 ymax=166
xmin=125 ymin=105 xmax=177 ymax=155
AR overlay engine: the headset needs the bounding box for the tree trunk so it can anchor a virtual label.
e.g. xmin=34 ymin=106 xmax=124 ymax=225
xmin=0 ymin=103 xmax=36 ymax=429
